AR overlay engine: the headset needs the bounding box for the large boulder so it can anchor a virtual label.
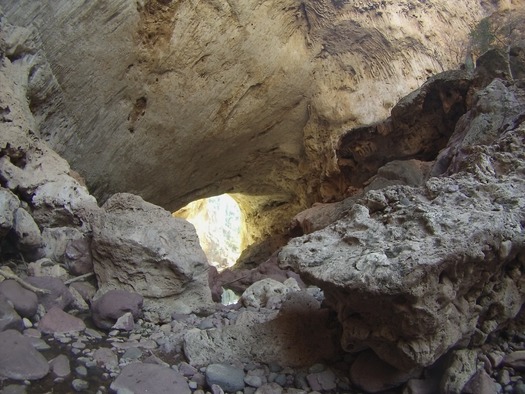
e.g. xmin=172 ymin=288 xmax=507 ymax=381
xmin=91 ymin=193 xmax=213 ymax=317
xmin=91 ymin=290 xmax=143 ymax=330
xmin=0 ymin=330 xmax=49 ymax=380
xmin=279 ymin=78 xmax=525 ymax=370
xmin=0 ymin=280 xmax=38 ymax=318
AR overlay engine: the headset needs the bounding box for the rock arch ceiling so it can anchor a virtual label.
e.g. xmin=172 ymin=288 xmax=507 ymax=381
xmin=0 ymin=0 xmax=509 ymax=255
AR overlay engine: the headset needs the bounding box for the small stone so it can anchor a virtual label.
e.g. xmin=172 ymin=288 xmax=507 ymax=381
xmin=22 ymin=318 xmax=32 ymax=329
xmin=112 ymin=312 xmax=135 ymax=331
xmin=49 ymin=354 xmax=71 ymax=378
xmin=306 ymin=369 xmax=336 ymax=391
xmin=188 ymin=381 xmax=198 ymax=390
xmin=206 ymin=363 xmax=246 ymax=392
xmin=198 ymin=318 xmax=215 ymax=330
xmin=93 ymin=348 xmax=119 ymax=371
xmin=179 ymin=362 xmax=198 ymax=377
xmin=72 ymin=379 xmax=89 ymax=392
xmin=211 ymin=384 xmax=224 ymax=394
xmin=75 ymin=365 xmax=88 ymax=377
xmin=121 ymin=347 xmax=142 ymax=360
xmin=244 ymin=375 xmax=263 ymax=388
xmin=72 ymin=341 xmax=86 ymax=349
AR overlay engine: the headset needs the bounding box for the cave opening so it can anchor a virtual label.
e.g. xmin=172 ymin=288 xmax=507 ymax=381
xmin=174 ymin=194 xmax=244 ymax=271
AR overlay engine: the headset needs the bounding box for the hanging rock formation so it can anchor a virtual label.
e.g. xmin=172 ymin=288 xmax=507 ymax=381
xmin=279 ymin=53 xmax=525 ymax=370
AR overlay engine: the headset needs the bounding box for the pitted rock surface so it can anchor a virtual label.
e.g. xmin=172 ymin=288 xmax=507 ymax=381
xmin=280 ymin=78 xmax=525 ymax=370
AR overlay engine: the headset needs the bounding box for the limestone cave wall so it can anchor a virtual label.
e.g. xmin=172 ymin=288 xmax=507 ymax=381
xmin=0 ymin=0 xmax=517 ymax=253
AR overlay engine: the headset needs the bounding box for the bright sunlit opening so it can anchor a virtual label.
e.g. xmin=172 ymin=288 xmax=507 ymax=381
xmin=174 ymin=194 xmax=243 ymax=271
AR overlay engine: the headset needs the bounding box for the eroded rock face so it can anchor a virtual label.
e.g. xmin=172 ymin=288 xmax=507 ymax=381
xmin=279 ymin=77 xmax=525 ymax=370
xmin=0 ymin=19 xmax=213 ymax=320
xmin=0 ymin=0 xmax=507 ymax=245
xmin=92 ymin=193 xmax=213 ymax=317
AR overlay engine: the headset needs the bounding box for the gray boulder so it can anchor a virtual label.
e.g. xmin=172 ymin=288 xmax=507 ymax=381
xmin=0 ymin=279 xmax=38 ymax=318
xmin=91 ymin=289 xmax=143 ymax=330
xmin=279 ymin=79 xmax=525 ymax=370
xmin=37 ymin=306 xmax=86 ymax=334
xmin=0 ymin=294 xmax=23 ymax=332
xmin=0 ymin=329 xmax=49 ymax=380
xmin=64 ymin=236 xmax=93 ymax=275
xmin=110 ymin=362 xmax=190 ymax=394
xmin=205 ymin=363 xmax=245 ymax=393
xmin=91 ymin=193 xmax=213 ymax=316
xmin=25 ymin=276 xmax=73 ymax=311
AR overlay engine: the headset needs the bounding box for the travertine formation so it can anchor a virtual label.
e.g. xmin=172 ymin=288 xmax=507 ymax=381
xmin=0 ymin=0 xmax=507 ymax=248
xmin=279 ymin=66 xmax=525 ymax=370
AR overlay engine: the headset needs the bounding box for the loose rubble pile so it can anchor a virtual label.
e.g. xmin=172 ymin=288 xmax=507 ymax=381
xmin=2 ymin=10 xmax=525 ymax=394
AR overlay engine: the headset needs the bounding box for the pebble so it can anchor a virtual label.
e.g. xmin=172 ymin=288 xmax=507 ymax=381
xmin=122 ymin=347 xmax=143 ymax=360
xmin=72 ymin=379 xmax=89 ymax=391
xmin=206 ymin=363 xmax=246 ymax=392
xmin=22 ymin=318 xmax=32 ymax=328
xmin=244 ymin=375 xmax=263 ymax=388
xmin=75 ymin=365 xmax=88 ymax=377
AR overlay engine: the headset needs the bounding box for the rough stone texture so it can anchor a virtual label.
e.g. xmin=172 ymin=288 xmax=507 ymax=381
xmin=64 ymin=236 xmax=93 ymax=275
xmin=92 ymin=193 xmax=212 ymax=316
xmin=350 ymin=350 xmax=420 ymax=393
xmin=338 ymin=69 xmax=472 ymax=189
xmin=0 ymin=279 xmax=38 ymax=318
xmin=37 ymin=306 xmax=86 ymax=334
xmin=91 ymin=290 xmax=143 ymax=331
xmin=279 ymin=77 xmax=525 ymax=370
xmin=241 ymin=278 xmax=300 ymax=309
xmin=439 ymin=349 xmax=480 ymax=394
xmin=12 ymin=207 xmax=44 ymax=259
xmin=0 ymin=294 xmax=23 ymax=332
xmin=41 ymin=226 xmax=83 ymax=265
xmin=0 ymin=0 xmax=510 ymax=247
xmin=0 ymin=188 xmax=19 ymax=238
xmin=110 ymin=363 xmax=190 ymax=394
xmin=0 ymin=329 xmax=49 ymax=380
xmin=463 ymin=369 xmax=499 ymax=394
xmin=184 ymin=292 xmax=339 ymax=368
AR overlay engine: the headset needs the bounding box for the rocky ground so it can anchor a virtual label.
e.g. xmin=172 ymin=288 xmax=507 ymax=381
xmin=0 ymin=269 xmax=524 ymax=394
